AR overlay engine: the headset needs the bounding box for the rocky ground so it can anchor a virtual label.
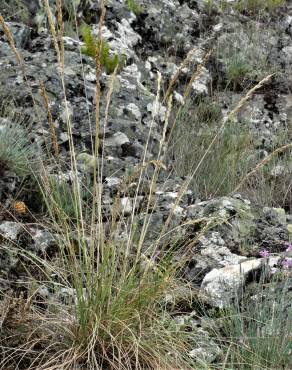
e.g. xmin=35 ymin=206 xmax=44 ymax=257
xmin=0 ymin=0 xmax=292 ymax=369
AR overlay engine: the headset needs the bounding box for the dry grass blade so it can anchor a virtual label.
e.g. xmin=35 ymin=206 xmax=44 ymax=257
xmin=43 ymin=0 xmax=86 ymax=235
xmin=56 ymin=0 xmax=65 ymax=70
xmin=91 ymin=0 xmax=107 ymax=243
xmin=94 ymin=0 xmax=107 ymax=151
xmin=40 ymin=81 xmax=59 ymax=157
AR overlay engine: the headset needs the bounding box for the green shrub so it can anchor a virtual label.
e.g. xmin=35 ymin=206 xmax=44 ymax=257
xmin=80 ymin=23 xmax=125 ymax=74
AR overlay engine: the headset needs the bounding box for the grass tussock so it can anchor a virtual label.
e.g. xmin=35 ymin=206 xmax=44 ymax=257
xmin=0 ymin=3 xmax=199 ymax=368
xmin=0 ymin=156 xmax=200 ymax=369
xmin=207 ymin=274 xmax=292 ymax=369
xmin=0 ymin=103 xmax=39 ymax=178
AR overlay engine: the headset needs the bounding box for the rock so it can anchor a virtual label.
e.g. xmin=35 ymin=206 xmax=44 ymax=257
xmin=200 ymin=258 xmax=262 ymax=308
xmin=184 ymin=232 xmax=247 ymax=283
xmin=0 ymin=221 xmax=23 ymax=241
xmin=0 ymin=21 xmax=31 ymax=47
xmin=32 ymin=228 xmax=57 ymax=254
xmin=55 ymin=287 xmax=76 ymax=305
xmin=0 ymin=245 xmax=19 ymax=274
xmin=186 ymin=195 xmax=290 ymax=258
xmin=263 ymin=207 xmax=287 ymax=226
xmin=188 ymin=333 xmax=221 ymax=364
xmin=37 ymin=285 xmax=51 ymax=300
xmin=104 ymin=131 xmax=130 ymax=147
xmin=191 ymin=66 xmax=211 ymax=96
xmin=173 ymin=311 xmax=222 ymax=364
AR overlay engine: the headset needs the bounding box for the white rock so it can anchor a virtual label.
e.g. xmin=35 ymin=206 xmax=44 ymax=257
xmin=120 ymin=197 xmax=133 ymax=216
xmin=0 ymin=221 xmax=22 ymax=240
xmin=33 ymin=229 xmax=56 ymax=253
xmin=105 ymin=177 xmax=121 ymax=187
xmin=200 ymin=258 xmax=262 ymax=308
xmin=147 ymin=101 xmax=167 ymax=121
xmin=191 ymin=67 xmax=211 ymax=95
xmin=126 ymin=103 xmax=142 ymax=120
xmin=104 ymin=132 xmax=130 ymax=147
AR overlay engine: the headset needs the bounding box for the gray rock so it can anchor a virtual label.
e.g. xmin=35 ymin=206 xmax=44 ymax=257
xmin=173 ymin=311 xmax=222 ymax=364
xmin=0 ymin=21 xmax=31 ymax=47
xmin=184 ymin=232 xmax=247 ymax=283
xmin=32 ymin=228 xmax=56 ymax=254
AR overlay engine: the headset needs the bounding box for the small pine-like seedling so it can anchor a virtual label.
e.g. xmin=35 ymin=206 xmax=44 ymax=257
xmin=126 ymin=0 xmax=142 ymax=15
xmin=80 ymin=23 xmax=125 ymax=74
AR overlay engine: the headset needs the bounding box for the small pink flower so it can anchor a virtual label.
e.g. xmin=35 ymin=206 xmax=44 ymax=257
xmin=259 ymin=249 xmax=270 ymax=258
xmin=282 ymin=258 xmax=292 ymax=269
